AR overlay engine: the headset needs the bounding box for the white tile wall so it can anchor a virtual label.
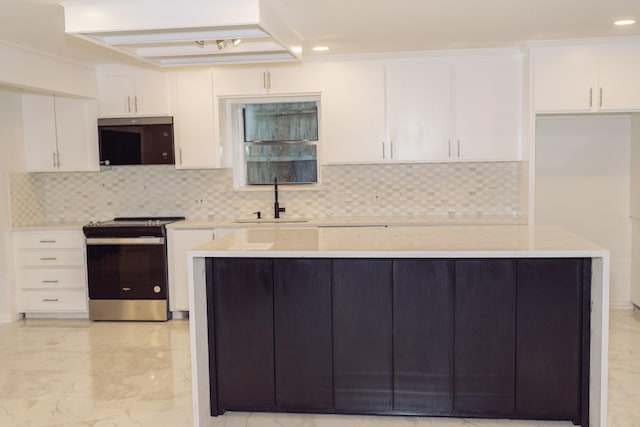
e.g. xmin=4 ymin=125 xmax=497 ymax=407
xmin=10 ymin=162 xmax=523 ymax=226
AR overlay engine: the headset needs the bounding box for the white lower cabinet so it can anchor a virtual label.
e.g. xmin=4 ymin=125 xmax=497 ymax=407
xmin=167 ymin=227 xmax=235 ymax=312
xmin=13 ymin=229 xmax=88 ymax=315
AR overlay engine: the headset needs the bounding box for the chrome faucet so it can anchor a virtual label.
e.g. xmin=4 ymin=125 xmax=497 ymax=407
xmin=274 ymin=177 xmax=286 ymax=219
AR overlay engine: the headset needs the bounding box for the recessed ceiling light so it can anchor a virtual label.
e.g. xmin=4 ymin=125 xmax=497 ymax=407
xmin=312 ymin=46 xmax=330 ymax=52
xmin=614 ymin=19 xmax=636 ymax=26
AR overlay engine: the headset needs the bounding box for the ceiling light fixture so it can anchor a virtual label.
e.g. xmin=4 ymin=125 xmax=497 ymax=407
xmin=232 ymin=38 xmax=242 ymax=46
xmin=312 ymin=46 xmax=329 ymax=52
xmin=195 ymin=40 xmax=205 ymax=47
xmin=216 ymin=39 xmax=227 ymax=50
xmin=614 ymin=19 xmax=636 ymax=26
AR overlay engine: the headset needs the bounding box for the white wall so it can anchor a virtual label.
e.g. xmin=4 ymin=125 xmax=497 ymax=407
xmin=0 ymin=86 xmax=26 ymax=322
xmin=630 ymin=114 xmax=640 ymax=307
xmin=535 ymin=114 xmax=632 ymax=307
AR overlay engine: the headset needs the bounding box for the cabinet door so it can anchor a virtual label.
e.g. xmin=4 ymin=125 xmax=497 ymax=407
xmin=173 ymin=72 xmax=218 ymax=169
xmin=598 ymin=44 xmax=640 ymax=111
xmin=97 ymin=74 xmax=135 ymax=116
xmin=210 ymin=258 xmax=274 ymax=411
xmin=167 ymin=228 xmax=215 ymax=311
xmin=454 ymin=55 xmax=522 ymax=161
xmin=274 ymin=259 xmax=333 ymax=411
xmin=454 ymin=259 xmax=516 ymax=417
xmin=212 ymin=66 xmax=268 ymax=96
xmin=267 ymin=63 xmax=324 ymax=94
xmin=386 ymin=60 xmax=452 ymax=161
xmin=22 ymin=93 xmax=57 ymax=172
xmin=333 ymin=259 xmax=392 ymax=412
xmin=532 ymin=47 xmax=598 ymax=113
xmin=393 ymin=259 xmax=454 ymax=414
xmin=54 ymin=97 xmax=99 ymax=171
xmin=132 ymin=71 xmax=170 ymax=116
xmin=516 ymin=258 xmax=586 ymax=424
xmin=322 ymin=62 xmax=386 ymax=164
xmin=97 ymin=70 xmax=169 ymax=116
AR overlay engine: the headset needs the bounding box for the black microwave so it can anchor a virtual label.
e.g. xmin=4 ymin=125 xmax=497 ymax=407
xmin=97 ymin=117 xmax=175 ymax=166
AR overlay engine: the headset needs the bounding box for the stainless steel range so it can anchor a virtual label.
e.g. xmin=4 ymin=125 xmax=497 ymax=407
xmin=83 ymin=217 xmax=184 ymax=321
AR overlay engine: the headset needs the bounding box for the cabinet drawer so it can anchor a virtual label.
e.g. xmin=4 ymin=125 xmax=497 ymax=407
xmin=17 ymin=268 xmax=86 ymax=290
xmin=18 ymin=290 xmax=88 ymax=312
xmin=14 ymin=231 xmax=84 ymax=249
xmin=16 ymin=249 xmax=85 ymax=267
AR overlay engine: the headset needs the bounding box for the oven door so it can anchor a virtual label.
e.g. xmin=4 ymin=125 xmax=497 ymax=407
xmin=86 ymin=237 xmax=167 ymax=300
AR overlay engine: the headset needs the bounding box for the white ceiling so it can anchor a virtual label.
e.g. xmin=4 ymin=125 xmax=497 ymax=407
xmin=1 ymin=0 xmax=640 ymax=67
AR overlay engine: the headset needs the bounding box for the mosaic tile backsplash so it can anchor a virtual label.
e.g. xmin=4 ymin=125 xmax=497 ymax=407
xmin=10 ymin=162 xmax=523 ymax=226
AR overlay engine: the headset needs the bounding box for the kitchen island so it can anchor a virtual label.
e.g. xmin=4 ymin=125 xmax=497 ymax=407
xmin=187 ymin=225 xmax=610 ymax=427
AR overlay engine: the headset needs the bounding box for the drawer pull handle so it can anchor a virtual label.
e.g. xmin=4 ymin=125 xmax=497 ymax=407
xmin=42 ymin=280 xmax=59 ymax=284
xmin=40 ymin=257 xmax=57 ymax=261
xmin=42 ymin=298 xmax=59 ymax=302
xmin=39 ymin=240 xmax=56 ymax=243
xmin=122 ymin=287 xmax=132 ymax=291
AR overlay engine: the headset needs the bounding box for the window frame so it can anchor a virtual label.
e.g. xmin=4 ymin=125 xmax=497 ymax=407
xmin=227 ymin=95 xmax=322 ymax=188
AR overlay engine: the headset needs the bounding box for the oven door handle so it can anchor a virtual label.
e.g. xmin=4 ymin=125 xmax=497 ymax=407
xmin=86 ymin=237 xmax=165 ymax=245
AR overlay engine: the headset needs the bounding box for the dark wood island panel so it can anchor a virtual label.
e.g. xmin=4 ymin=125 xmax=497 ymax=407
xmin=205 ymin=257 xmax=591 ymax=426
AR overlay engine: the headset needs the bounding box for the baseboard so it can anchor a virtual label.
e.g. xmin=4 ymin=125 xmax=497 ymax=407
xmin=610 ymin=299 xmax=634 ymax=310
xmin=24 ymin=312 xmax=89 ymax=320
xmin=171 ymin=311 xmax=189 ymax=320
xmin=0 ymin=312 xmax=22 ymax=323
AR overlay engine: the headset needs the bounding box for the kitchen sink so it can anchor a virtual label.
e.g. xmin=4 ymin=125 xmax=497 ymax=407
xmin=234 ymin=219 xmax=309 ymax=224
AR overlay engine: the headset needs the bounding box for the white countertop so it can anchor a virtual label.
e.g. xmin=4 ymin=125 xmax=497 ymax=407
xmin=12 ymin=222 xmax=86 ymax=231
xmin=168 ymin=215 xmax=526 ymax=230
xmin=189 ymin=225 xmax=608 ymax=258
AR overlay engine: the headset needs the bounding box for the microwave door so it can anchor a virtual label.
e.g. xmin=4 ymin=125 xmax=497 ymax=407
xmin=99 ymin=128 xmax=142 ymax=165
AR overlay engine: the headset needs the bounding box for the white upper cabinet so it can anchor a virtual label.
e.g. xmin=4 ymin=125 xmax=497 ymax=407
xmin=321 ymin=61 xmax=387 ymax=164
xmin=597 ymin=44 xmax=640 ymax=111
xmin=212 ymin=63 xmax=323 ymax=97
xmin=171 ymin=71 xmax=218 ymax=169
xmin=453 ymin=54 xmax=522 ymax=161
xmin=22 ymin=93 xmax=99 ymax=172
xmin=97 ymin=67 xmax=169 ymax=117
xmin=386 ymin=60 xmax=452 ymax=161
xmin=532 ymin=46 xmax=597 ymax=113
xmin=384 ymin=53 xmax=522 ymax=163
xmin=532 ymin=43 xmax=640 ymax=113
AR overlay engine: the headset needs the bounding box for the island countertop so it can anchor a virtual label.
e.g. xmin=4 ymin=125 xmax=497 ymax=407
xmin=189 ymin=224 xmax=608 ymax=258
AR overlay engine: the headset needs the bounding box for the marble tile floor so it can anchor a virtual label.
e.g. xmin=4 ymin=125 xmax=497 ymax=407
xmin=0 ymin=309 xmax=638 ymax=427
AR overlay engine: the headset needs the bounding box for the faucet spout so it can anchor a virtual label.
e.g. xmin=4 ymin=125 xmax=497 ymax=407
xmin=274 ymin=177 xmax=286 ymax=218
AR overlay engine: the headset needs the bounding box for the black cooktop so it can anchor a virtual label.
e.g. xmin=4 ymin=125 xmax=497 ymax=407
xmin=83 ymin=217 xmax=185 ymax=238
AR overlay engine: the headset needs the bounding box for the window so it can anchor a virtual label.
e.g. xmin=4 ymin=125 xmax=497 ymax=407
xmin=239 ymin=100 xmax=319 ymax=185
